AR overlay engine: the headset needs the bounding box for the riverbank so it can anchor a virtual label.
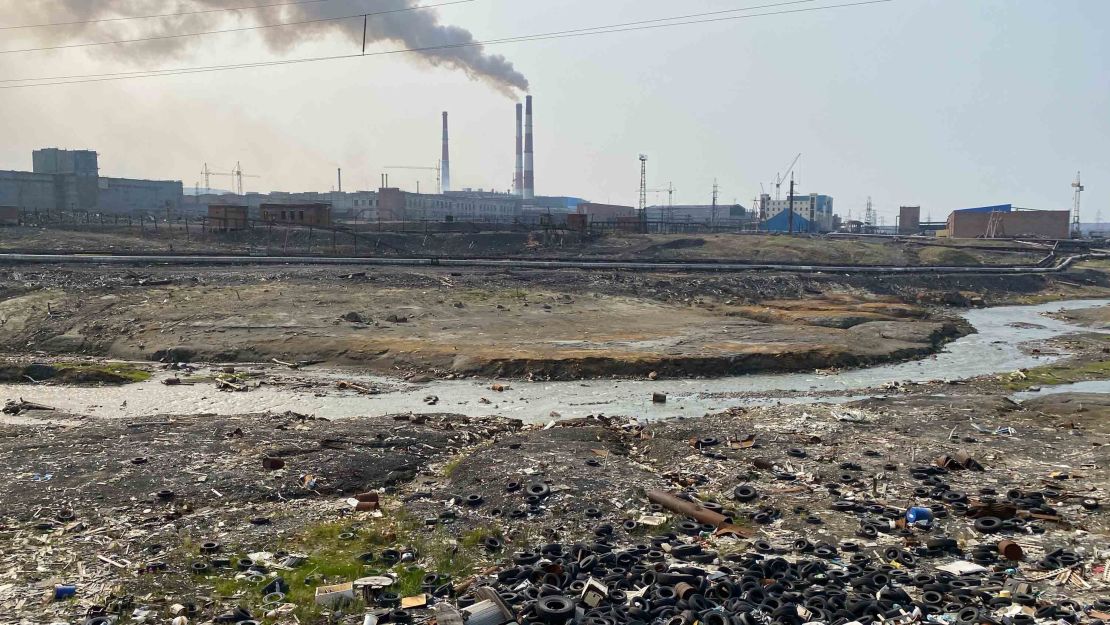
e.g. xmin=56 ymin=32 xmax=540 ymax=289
xmin=2 ymin=296 xmax=1110 ymax=621
xmin=0 ymin=298 xmax=1105 ymax=424
xmin=5 ymin=261 xmax=1110 ymax=381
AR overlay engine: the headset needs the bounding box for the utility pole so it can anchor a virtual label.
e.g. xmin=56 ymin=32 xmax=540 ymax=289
xmin=787 ymin=174 xmax=795 ymax=234
xmin=711 ymin=179 xmax=719 ymax=229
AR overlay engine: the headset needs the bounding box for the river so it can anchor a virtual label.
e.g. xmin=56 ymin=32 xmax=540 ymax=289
xmin=2 ymin=299 xmax=1108 ymax=424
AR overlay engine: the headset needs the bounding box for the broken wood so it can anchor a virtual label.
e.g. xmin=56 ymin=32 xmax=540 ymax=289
xmin=336 ymin=380 xmax=374 ymax=394
xmin=3 ymin=399 xmax=56 ymax=415
xmin=215 ymin=378 xmax=246 ymax=392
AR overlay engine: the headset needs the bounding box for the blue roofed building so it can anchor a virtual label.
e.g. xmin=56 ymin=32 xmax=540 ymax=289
xmin=758 ymin=193 xmax=834 ymax=232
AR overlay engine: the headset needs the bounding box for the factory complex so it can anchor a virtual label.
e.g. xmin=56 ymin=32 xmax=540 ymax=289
xmin=0 ymin=98 xmax=1084 ymax=240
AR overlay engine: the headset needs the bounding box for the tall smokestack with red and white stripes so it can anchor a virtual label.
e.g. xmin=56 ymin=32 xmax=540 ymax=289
xmin=514 ymin=103 xmax=524 ymax=197
xmin=441 ymin=111 xmax=451 ymax=193
xmin=523 ymin=95 xmax=534 ymax=200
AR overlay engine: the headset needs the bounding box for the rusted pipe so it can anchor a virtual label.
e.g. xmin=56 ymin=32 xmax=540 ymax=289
xmin=647 ymin=490 xmax=752 ymax=538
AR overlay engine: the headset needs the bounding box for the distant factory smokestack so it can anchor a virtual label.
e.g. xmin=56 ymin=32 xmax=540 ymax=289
xmin=441 ymin=111 xmax=451 ymax=194
xmin=523 ymin=95 xmax=534 ymax=200
xmin=514 ymin=103 xmax=524 ymax=198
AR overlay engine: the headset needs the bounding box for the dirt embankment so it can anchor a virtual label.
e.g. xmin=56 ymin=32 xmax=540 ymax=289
xmin=0 ymin=226 xmax=1054 ymax=266
xmin=0 ymin=265 xmax=1002 ymax=380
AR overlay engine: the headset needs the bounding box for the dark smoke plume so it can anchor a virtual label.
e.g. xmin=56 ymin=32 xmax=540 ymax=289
xmin=8 ymin=0 xmax=529 ymax=94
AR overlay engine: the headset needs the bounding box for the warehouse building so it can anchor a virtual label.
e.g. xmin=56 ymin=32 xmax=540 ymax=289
xmin=576 ymin=202 xmax=636 ymax=222
xmin=376 ymin=187 xmax=520 ymax=222
xmin=0 ymin=149 xmax=182 ymax=215
xmin=645 ymin=204 xmax=749 ymax=225
xmin=944 ymin=205 xmax=1070 ymax=239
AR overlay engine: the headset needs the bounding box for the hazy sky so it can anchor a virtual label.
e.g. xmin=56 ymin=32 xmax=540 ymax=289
xmin=0 ymin=0 xmax=1107 ymax=224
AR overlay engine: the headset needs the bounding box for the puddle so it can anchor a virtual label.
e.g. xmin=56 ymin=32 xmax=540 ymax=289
xmin=2 ymin=299 xmax=1108 ymax=424
xmin=1011 ymin=379 xmax=1110 ymax=402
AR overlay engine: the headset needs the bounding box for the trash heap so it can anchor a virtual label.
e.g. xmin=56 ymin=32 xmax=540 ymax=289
xmin=192 ymin=523 xmax=1107 ymax=625
xmin=431 ymin=537 xmax=1110 ymax=625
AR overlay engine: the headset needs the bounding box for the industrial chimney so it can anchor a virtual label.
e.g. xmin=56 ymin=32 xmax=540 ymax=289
xmin=441 ymin=111 xmax=451 ymax=193
xmin=514 ymin=103 xmax=524 ymax=197
xmin=523 ymin=95 xmax=534 ymax=200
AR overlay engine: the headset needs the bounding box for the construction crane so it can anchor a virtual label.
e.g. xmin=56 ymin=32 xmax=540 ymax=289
xmin=205 ymin=161 xmax=260 ymax=196
xmin=645 ymin=184 xmax=675 ymax=221
xmin=1072 ymin=171 xmax=1085 ymax=238
xmin=385 ymin=165 xmax=441 ymax=195
xmin=772 ymin=153 xmax=802 ymax=200
xmin=646 ymin=184 xmax=675 ymax=204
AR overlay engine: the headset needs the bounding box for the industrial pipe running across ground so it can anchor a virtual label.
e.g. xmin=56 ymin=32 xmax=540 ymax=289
xmin=0 ymin=253 xmax=1104 ymax=274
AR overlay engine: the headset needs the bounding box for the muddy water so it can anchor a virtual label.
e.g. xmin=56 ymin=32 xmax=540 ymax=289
xmin=3 ymin=299 xmax=1108 ymax=424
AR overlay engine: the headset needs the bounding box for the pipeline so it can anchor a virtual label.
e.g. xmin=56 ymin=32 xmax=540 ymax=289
xmin=0 ymin=252 xmax=1103 ymax=274
xmin=647 ymin=490 xmax=752 ymax=538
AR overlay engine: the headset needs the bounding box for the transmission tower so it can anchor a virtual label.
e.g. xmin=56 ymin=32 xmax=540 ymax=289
xmin=638 ymin=155 xmax=648 ymax=211
xmin=864 ymin=197 xmax=876 ymax=229
xmin=1072 ymin=171 xmax=1085 ymax=238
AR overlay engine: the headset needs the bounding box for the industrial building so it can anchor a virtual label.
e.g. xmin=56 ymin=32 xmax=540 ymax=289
xmin=0 ymin=149 xmax=182 ymax=215
xmin=576 ymin=203 xmax=636 ymax=222
xmin=260 ymin=202 xmax=332 ymax=227
xmin=645 ymin=204 xmax=749 ymax=225
xmin=207 ymin=205 xmax=249 ymax=231
xmin=757 ymin=193 xmax=835 ymax=232
xmin=898 ymin=206 xmax=921 ymax=234
xmin=944 ymin=205 xmax=1070 ymax=239
xmin=377 ymin=188 xmax=520 ymax=222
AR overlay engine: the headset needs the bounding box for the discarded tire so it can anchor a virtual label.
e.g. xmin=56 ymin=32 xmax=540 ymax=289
xmin=733 ymin=485 xmax=758 ymax=502
xmin=973 ymin=516 xmax=1003 ymax=534
xmin=535 ymin=595 xmax=576 ymax=625
xmin=526 ymin=483 xmax=551 ymax=498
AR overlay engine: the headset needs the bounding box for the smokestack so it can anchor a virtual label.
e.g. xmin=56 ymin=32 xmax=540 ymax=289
xmin=523 ymin=95 xmax=534 ymax=200
xmin=514 ymin=103 xmax=524 ymax=198
xmin=441 ymin=111 xmax=451 ymax=194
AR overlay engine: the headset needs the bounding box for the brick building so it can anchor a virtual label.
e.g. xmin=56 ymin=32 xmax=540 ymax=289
xmin=576 ymin=202 xmax=636 ymax=222
xmin=260 ymin=202 xmax=332 ymax=227
xmin=207 ymin=204 xmax=248 ymax=231
xmin=0 ymin=206 xmax=19 ymax=226
xmin=945 ymin=205 xmax=1069 ymax=239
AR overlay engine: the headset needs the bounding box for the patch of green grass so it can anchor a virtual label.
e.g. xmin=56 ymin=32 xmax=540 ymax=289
xmin=442 ymin=456 xmax=464 ymax=477
xmin=917 ymin=246 xmax=979 ymax=266
xmin=4 ymin=361 xmax=154 ymax=385
xmin=64 ymin=363 xmax=152 ymax=383
xmin=201 ymin=512 xmax=500 ymax=621
xmin=1002 ymin=357 xmax=1110 ymax=390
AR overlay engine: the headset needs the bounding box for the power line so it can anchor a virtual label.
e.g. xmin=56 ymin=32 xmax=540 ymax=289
xmin=0 ymin=0 xmax=853 ymax=82
xmin=0 ymin=0 xmax=347 ymax=31
xmin=0 ymin=0 xmax=476 ymax=55
xmin=0 ymin=0 xmax=897 ymax=89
